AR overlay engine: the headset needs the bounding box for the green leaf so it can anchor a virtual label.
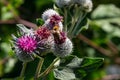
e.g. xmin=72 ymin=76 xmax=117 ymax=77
xmin=53 ymin=4 xmax=58 ymax=10
xmin=54 ymin=68 xmax=76 ymax=80
xmin=66 ymin=56 xmax=83 ymax=68
xmin=59 ymin=56 xmax=79 ymax=67
xmin=91 ymin=4 xmax=120 ymax=19
xmin=46 ymin=71 xmax=55 ymax=80
xmin=91 ymin=18 xmax=120 ymax=38
xmin=1 ymin=7 xmax=14 ymax=20
xmin=36 ymin=18 xmax=44 ymax=26
xmin=90 ymin=4 xmax=120 ymax=38
xmin=5 ymin=58 xmax=16 ymax=73
xmin=53 ymin=56 xmax=104 ymax=80
xmin=80 ymin=57 xmax=104 ymax=72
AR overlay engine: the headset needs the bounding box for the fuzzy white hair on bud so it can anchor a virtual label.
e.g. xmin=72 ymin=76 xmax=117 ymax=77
xmin=53 ymin=38 xmax=73 ymax=57
xmin=37 ymin=36 xmax=54 ymax=55
xmin=15 ymin=49 xmax=34 ymax=62
xmin=42 ymin=9 xmax=59 ymax=21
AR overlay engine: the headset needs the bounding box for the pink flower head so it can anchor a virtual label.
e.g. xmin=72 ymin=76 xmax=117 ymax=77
xmin=35 ymin=27 xmax=51 ymax=39
xmin=34 ymin=27 xmax=54 ymax=55
xmin=50 ymin=15 xmax=63 ymax=26
xmin=17 ymin=35 xmax=37 ymax=53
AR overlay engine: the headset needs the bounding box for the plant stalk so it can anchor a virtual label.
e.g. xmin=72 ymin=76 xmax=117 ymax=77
xmin=19 ymin=62 xmax=27 ymax=79
xmin=72 ymin=12 xmax=87 ymax=36
xmin=38 ymin=57 xmax=60 ymax=78
xmin=68 ymin=5 xmax=81 ymax=38
xmin=64 ymin=8 xmax=68 ymax=32
xmin=34 ymin=57 xmax=44 ymax=80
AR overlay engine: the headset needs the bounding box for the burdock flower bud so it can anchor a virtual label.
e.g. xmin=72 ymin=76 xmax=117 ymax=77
xmin=81 ymin=0 xmax=93 ymax=12
xmin=35 ymin=27 xmax=51 ymax=40
xmin=12 ymin=34 xmax=37 ymax=62
xmin=49 ymin=15 xmax=63 ymax=26
xmin=56 ymin=0 xmax=72 ymax=8
xmin=44 ymin=15 xmax=63 ymax=31
xmin=42 ymin=9 xmax=59 ymax=21
xmin=52 ymin=31 xmax=73 ymax=57
xmin=74 ymin=0 xmax=93 ymax=12
xmin=35 ymin=27 xmax=54 ymax=55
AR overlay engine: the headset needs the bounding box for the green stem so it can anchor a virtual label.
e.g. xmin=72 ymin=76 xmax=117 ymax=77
xmin=72 ymin=13 xmax=87 ymax=35
xmin=38 ymin=57 xmax=60 ymax=78
xmin=68 ymin=17 xmax=77 ymax=38
xmin=71 ymin=12 xmax=85 ymax=36
xmin=73 ymin=12 xmax=87 ymax=32
xmin=68 ymin=5 xmax=80 ymax=38
xmin=64 ymin=8 xmax=68 ymax=32
xmin=19 ymin=62 xmax=27 ymax=79
xmin=34 ymin=57 xmax=44 ymax=80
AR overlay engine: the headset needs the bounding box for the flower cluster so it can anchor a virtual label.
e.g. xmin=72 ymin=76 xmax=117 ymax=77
xmin=12 ymin=9 xmax=73 ymax=62
xmin=56 ymin=0 xmax=93 ymax=12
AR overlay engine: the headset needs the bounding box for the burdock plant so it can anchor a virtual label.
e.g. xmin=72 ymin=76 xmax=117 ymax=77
xmin=11 ymin=0 xmax=104 ymax=80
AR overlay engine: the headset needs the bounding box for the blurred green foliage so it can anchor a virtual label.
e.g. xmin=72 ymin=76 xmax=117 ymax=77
xmin=0 ymin=0 xmax=120 ymax=80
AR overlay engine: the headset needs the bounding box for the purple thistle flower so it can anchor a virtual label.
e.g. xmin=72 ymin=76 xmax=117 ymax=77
xmin=35 ymin=27 xmax=51 ymax=40
xmin=49 ymin=15 xmax=63 ymax=26
xmin=12 ymin=34 xmax=37 ymax=62
xmin=17 ymin=35 xmax=37 ymax=53
xmin=11 ymin=24 xmax=38 ymax=62
xmin=35 ymin=27 xmax=54 ymax=55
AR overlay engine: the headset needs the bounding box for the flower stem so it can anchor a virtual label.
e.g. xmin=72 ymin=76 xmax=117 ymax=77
xmin=38 ymin=57 xmax=60 ymax=78
xmin=68 ymin=5 xmax=80 ymax=38
xmin=34 ymin=57 xmax=44 ymax=80
xmin=19 ymin=62 xmax=27 ymax=79
xmin=72 ymin=12 xmax=87 ymax=35
xmin=64 ymin=8 xmax=68 ymax=32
